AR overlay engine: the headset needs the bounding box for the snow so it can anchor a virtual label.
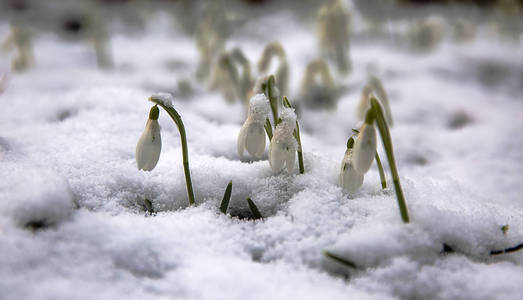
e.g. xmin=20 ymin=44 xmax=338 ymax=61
xmin=150 ymin=92 xmax=174 ymax=107
xmin=247 ymin=93 xmax=270 ymax=124
xmin=1 ymin=3 xmax=523 ymax=300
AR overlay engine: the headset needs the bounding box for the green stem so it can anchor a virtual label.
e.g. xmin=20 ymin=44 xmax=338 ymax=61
xmin=283 ymin=96 xmax=305 ymax=174
xmin=370 ymin=97 xmax=409 ymax=223
xmin=220 ymin=181 xmax=232 ymax=214
xmin=375 ymin=153 xmax=387 ymax=189
xmin=247 ymin=198 xmax=263 ymax=220
xmin=264 ymin=118 xmax=273 ymax=140
xmin=149 ymin=97 xmax=196 ymax=206
xmin=266 ymin=75 xmax=278 ymax=126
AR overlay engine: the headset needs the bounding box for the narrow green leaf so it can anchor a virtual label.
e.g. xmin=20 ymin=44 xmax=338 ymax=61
xmin=323 ymin=251 xmax=358 ymax=268
xmin=144 ymin=199 xmax=154 ymax=214
xmin=220 ymin=181 xmax=232 ymax=214
xmin=264 ymin=118 xmax=273 ymax=140
xmin=247 ymin=198 xmax=263 ymax=220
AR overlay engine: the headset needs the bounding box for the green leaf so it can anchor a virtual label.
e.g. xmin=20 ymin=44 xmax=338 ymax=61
xmin=323 ymin=251 xmax=358 ymax=268
xmin=220 ymin=181 xmax=232 ymax=214
xmin=247 ymin=198 xmax=263 ymax=220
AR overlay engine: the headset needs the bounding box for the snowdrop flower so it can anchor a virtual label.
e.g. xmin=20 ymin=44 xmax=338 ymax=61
xmin=352 ymin=110 xmax=377 ymax=174
xmin=269 ymin=107 xmax=297 ymax=172
xmin=340 ymin=138 xmax=364 ymax=193
xmin=238 ymin=94 xmax=270 ymax=158
xmin=136 ymin=106 xmax=162 ymax=171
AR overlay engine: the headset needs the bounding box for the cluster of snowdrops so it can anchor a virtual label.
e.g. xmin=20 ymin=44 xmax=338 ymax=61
xmin=135 ymin=74 xmax=410 ymax=222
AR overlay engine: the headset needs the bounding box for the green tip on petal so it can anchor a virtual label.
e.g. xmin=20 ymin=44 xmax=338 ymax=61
xmin=149 ymin=105 xmax=160 ymax=120
xmin=346 ymin=137 xmax=354 ymax=149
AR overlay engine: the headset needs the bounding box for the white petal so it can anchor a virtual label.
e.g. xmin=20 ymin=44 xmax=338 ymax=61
xmin=340 ymin=159 xmax=364 ymax=193
xmin=269 ymin=140 xmax=285 ymax=172
xmin=285 ymin=148 xmax=295 ymax=172
xmin=136 ymin=120 xmax=162 ymax=171
xmin=237 ymin=121 xmax=248 ymax=158
xmin=245 ymin=123 xmax=266 ymax=158
xmin=352 ymin=123 xmax=377 ymax=174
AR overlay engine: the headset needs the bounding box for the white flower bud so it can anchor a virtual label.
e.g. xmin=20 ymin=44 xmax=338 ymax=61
xmin=136 ymin=107 xmax=162 ymax=171
xmin=340 ymin=148 xmax=364 ymax=193
xmin=238 ymin=94 xmax=270 ymax=158
xmin=352 ymin=122 xmax=377 ymax=175
xmin=269 ymin=107 xmax=297 ymax=172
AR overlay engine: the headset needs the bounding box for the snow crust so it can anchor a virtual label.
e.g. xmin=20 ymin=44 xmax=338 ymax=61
xmin=150 ymin=92 xmax=174 ymax=107
xmin=247 ymin=93 xmax=270 ymax=124
xmin=0 ymin=8 xmax=522 ymax=300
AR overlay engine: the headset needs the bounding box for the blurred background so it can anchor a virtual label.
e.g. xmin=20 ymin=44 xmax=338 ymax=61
xmin=0 ymin=0 xmax=522 ymax=127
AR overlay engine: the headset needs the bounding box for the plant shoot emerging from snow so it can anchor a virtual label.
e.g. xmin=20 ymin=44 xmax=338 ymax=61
xmin=145 ymin=93 xmax=196 ymax=206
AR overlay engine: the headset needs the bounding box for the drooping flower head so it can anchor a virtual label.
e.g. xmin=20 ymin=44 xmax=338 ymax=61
xmin=269 ymin=107 xmax=297 ymax=172
xmin=136 ymin=106 xmax=162 ymax=171
xmin=340 ymin=137 xmax=364 ymax=193
xmin=237 ymin=94 xmax=270 ymax=158
xmin=352 ymin=109 xmax=377 ymax=174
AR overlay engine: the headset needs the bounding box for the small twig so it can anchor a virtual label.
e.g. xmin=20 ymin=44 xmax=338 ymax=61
xmin=490 ymin=243 xmax=523 ymax=255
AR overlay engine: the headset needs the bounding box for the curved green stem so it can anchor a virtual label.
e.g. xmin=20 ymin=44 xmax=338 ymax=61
xmin=370 ymin=97 xmax=409 ymax=223
xmin=375 ymin=153 xmax=387 ymax=189
xmin=149 ymin=97 xmax=195 ymax=206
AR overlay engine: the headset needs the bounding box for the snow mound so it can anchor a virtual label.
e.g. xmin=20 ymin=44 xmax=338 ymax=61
xmin=0 ymin=166 xmax=75 ymax=228
xmin=248 ymin=93 xmax=270 ymax=124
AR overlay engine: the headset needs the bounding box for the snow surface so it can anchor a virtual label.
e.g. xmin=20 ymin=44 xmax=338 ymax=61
xmin=1 ymin=7 xmax=523 ymax=300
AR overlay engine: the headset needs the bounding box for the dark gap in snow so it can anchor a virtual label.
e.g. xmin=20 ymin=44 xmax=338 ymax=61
xmin=24 ymin=219 xmax=51 ymax=231
xmin=447 ymin=110 xmax=473 ymax=130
